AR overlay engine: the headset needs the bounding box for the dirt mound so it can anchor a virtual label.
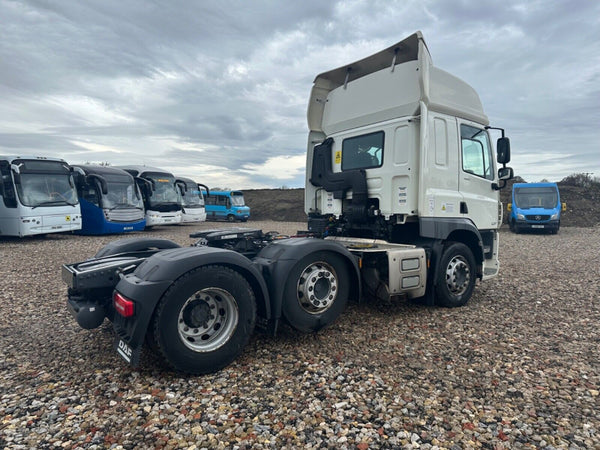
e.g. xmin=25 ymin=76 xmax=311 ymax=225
xmin=244 ymin=188 xmax=307 ymax=222
xmin=245 ymin=181 xmax=600 ymax=227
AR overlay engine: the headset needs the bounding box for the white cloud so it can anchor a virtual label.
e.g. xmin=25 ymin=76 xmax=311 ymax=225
xmin=241 ymin=154 xmax=305 ymax=180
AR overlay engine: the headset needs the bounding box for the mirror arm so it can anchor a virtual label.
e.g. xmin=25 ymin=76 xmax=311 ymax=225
xmin=485 ymin=126 xmax=505 ymax=138
xmin=492 ymin=179 xmax=507 ymax=191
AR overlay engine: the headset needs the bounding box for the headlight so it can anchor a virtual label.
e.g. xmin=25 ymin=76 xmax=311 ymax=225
xmin=517 ymin=213 xmax=525 ymax=220
xmin=551 ymin=213 xmax=558 ymax=220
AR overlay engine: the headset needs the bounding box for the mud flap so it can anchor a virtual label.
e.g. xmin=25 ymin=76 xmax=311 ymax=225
xmin=114 ymin=337 xmax=141 ymax=367
xmin=361 ymin=266 xmax=390 ymax=302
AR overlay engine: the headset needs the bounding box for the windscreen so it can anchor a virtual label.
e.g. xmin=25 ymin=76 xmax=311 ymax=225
xmin=101 ymin=174 xmax=143 ymax=210
xmin=145 ymin=173 xmax=180 ymax=207
xmin=514 ymin=187 xmax=558 ymax=209
xmin=231 ymin=193 xmax=245 ymax=206
xmin=16 ymin=171 xmax=78 ymax=208
xmin=181 ymin=184 xmax=205 ymax=208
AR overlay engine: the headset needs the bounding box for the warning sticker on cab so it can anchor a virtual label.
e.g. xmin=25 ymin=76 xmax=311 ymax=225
xmin=335 ymin=151 xmax=342 ymax=164
xmin=65 ymin=216 xmax=71 ymax=222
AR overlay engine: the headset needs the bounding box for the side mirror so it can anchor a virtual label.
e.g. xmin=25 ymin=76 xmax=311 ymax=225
xmin=176 ymin=181 xmax=187 ymax=193
xmin=497 ymin=137 xmax=511 ymax=164
xmin=198 ymin=184 xmax=210 ymax=197
xmin=498 ymin=166 xmax=513 ymax=181
xmin=10 ymin=164 xmax=21 ymax=185
xmin=87 ymin=174 xmax=108 ymax=195
xmin=562 ymin=202 xmax=567 ymax=212
xmin=135 ymin=177 xmax=153 ymax=197
xmin=493 ymin=166 xmax=514 ymax=190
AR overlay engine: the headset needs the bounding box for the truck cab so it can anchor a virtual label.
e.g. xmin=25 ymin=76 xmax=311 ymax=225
xmin=508 ymin=182 xmax=564 ymax=234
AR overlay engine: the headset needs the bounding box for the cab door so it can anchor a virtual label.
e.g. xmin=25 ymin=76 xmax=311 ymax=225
xmin=458 ymin=122 xmax=499 ymax=230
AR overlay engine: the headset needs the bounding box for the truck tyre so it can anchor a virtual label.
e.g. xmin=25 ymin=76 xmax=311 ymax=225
xmin=150 ymin=265 xmax=256 ymax=374
xmin=227 ymin=214 xmax=235 ymax=222
xmin=435 ymin=242 xmax=476 ymax=308
xmin=282 ymin=252 xmax=350 ymax=333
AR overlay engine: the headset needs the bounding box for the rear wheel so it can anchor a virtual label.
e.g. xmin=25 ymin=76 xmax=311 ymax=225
xmin=435 ymin=242 xmax=476 ymax=308
xmin=282 ymin=252 xmax=350 ymax=333
xmin=151 ymin=265 xmax=256 ymax=374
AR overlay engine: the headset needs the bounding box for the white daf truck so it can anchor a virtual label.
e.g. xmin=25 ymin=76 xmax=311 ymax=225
xmin=304 ymin=30 xmax=512 ymax=306
xmin=63 ymin=32 xmax=512 ymax=374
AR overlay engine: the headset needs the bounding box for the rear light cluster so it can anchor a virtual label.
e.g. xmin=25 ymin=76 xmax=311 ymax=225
xmin=113 ymin=292 xmax=135 ymax=317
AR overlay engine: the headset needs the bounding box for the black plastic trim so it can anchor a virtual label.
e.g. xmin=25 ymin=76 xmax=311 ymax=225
xmin=309 ymin=137 xmax=368 ymax=223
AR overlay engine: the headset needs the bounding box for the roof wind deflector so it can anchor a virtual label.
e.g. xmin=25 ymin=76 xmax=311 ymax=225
xmin=391 ymin=47 xmax=399 ymax=72
xmin=343 ymin=67 xmax=351 ymax=90
xmin=313 ymin=32 xmax=422 ymax=89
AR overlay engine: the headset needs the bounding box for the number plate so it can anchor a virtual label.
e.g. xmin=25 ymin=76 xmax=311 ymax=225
xmin=531 ymin=225 xmax=544 ymax=229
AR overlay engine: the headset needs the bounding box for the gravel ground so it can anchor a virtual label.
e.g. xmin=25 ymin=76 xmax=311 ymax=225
xmin=1 ymin=221 xmax=599 ymax=449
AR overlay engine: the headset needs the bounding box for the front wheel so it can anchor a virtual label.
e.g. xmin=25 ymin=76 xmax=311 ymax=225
xmin=227 ymin=214 xmax=235 ymax=222
xmin=435 ymin=242 xmax=476 ymax=308
xmin=150 ymin=265 xmax=256 ymax=374
xmin=282 ymin=252 xmax=350 ymax=333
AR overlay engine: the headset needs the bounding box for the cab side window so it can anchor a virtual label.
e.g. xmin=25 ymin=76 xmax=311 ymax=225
xmin=460 ymin=124 xmax=493 ymax=180
xmin=342 ymin=131 xmax=384 ymax=171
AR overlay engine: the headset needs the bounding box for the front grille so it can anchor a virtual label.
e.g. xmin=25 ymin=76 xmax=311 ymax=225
xmin=525 ymin=214 xmax=550 ymax=221
xmin=106 ymin=209 xmax=145 ymax=223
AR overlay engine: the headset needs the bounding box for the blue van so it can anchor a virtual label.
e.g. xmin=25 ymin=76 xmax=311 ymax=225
xmin=204 ymin=190 xmax=250 ymax=222
xmin=508 ymin=182 xmax=565 ymax=234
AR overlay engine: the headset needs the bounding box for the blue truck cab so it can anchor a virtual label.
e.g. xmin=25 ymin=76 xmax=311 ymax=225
xmin=508 ymin=182 xmax=565 ymax=234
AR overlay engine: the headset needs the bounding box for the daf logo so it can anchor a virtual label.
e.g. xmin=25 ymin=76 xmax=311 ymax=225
xmin=535 ymin=215 xmax=542 ymax=221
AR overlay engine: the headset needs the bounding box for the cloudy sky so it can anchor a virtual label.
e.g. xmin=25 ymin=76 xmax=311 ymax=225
xmin=1 ymin=0 xmax=599 ymax=188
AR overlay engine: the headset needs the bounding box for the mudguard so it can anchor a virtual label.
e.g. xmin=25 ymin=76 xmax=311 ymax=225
xmin=112 ymin=246 xmax=270 ymax=352
xmin=94 ymin=237 xmax=181 ymax=258
xmin=419 ymin=217 xmax=484 ymax=262
xmin=253 ymin=238 xmax=361 ymax=323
